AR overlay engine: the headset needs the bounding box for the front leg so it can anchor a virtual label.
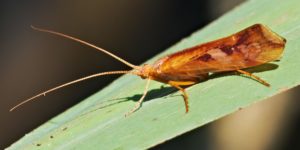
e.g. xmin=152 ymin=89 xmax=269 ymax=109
xmin=125 ymin=78 xmax=151 ymax=117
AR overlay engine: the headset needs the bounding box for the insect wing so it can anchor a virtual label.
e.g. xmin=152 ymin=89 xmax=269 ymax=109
xmin=156 ymin=24 xmax=286 ymax=75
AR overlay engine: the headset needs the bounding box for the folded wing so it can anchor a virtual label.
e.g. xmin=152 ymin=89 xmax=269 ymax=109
xmin=155 ymin=24 xmax=286 ymax=77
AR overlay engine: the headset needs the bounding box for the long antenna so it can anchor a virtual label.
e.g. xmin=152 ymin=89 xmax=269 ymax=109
xmin=10 ymin=70 xmax=131 ymax=111
xmin=31 ymin=25 xmax=140 ymax=70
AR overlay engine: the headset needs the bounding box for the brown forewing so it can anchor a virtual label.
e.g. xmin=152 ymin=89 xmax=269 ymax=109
xmin=154 ymin=24 xmax=286 ymax=78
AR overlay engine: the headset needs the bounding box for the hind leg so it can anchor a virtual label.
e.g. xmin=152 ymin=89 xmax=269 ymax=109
xmin=237 ymin=69 xmax=270 ymax=87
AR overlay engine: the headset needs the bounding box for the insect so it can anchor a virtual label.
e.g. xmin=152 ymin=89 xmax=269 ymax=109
xmin=10 ymin=24 xmax=286 ymax=116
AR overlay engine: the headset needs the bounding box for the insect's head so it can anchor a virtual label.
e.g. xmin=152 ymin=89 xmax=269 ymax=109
xmin=132 ymin=64 xmax=153 ymax=79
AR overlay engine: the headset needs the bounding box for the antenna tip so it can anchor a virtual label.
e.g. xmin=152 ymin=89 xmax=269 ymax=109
xmin=9 ymin=104 xmax=22 ymax=112
xmin=30 ymin=25 xmax=39 ymax=30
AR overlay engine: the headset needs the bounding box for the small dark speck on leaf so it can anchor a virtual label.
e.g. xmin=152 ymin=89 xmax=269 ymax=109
xmin=50 ymin=135 xmax=54 ymax=139
xmin=62 ymin=127 xmax=68 ymax=131
xmin=36 ymin=143 xmax=41 ymax=146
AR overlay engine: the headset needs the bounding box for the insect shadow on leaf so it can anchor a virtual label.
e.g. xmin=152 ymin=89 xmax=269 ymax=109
xmin=78 ymin=86 xmax=177 ymax=117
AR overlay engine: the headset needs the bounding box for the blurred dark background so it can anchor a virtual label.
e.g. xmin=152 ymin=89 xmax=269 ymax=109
xmin=1 ymin=0 xmax=300 ymax=149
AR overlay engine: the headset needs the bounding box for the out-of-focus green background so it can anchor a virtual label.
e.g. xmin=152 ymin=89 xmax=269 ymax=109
xmin=1 ymin=0 xmax=300 ymax=149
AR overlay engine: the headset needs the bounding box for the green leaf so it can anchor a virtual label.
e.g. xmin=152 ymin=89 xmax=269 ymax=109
xmin=7 ymin=0 xmax=300 ymax=149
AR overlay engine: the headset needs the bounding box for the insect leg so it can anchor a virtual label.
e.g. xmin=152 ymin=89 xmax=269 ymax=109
xmin=125 ymin=78 xmax=151 ymax=117
xmin=168 ymin=81 xmax=194 ymax=113
xmin=237 ymin=69 xmax=270 ymax=87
